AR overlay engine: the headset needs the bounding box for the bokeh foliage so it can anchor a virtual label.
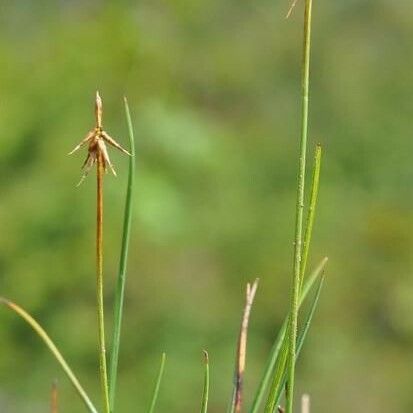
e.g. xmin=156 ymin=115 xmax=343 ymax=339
xmin=1 ymin=1 xmax=413 ymax=412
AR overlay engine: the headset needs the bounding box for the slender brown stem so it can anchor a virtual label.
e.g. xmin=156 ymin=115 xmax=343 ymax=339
xmin=233 ymin=279 xmax=259 ymax=413
xmin=97 ymin=152 xmax=110 ymax=413
xmin=51 ymin=380 xmax=58 ymax=413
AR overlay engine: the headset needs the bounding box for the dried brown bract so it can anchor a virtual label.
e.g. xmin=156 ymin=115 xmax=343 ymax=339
xmin=69 ymin=91 xmax=131 ymax=186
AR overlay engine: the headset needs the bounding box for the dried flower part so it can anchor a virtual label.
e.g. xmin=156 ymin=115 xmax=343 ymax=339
xmin=69 ymin=91 xmax=131 ymax=185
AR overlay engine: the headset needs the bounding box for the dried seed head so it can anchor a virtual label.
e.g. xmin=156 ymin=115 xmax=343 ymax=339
xmin=69 ymin=92 xmax=131 ymax=185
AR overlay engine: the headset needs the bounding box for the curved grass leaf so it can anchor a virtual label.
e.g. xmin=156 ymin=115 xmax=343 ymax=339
xmin=0 ymin=298 xmax=98 ymax=413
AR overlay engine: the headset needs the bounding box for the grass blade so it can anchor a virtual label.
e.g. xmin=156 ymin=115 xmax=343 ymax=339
xmin=286 ymin=0 xmax=314 ymax=411
xmin=200 ymin=350 xmax=210 ymax=413
xmin=299 ymin=144 xmax=322 ymax=292
xmin=109 ymin=97 xmax=136 ymax=412
xmin=249 ymin=257 xmax=327 ymax=413
xmin=0 ymin=298 xmax=98 ymax=413
xmin=148 ymin=353 xmax=166 ymax=413
xmin=296 ymin=275 xmax=325 ymax=356
xmin=267 ymin=274 xmax=325 ymax=411
xmin=263 ymin=333 xmax=289 ymax=413
xmin=228 ymin=279 xmax=259 ymax=413
xmin=261 ymin=142 xmax=321 ymax=413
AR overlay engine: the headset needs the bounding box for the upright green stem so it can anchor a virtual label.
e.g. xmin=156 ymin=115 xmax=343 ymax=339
xmin=109 ymin=98 xmax=136 ymax=412
xmin=97 ymin=153 xmax=111 ymax=413
xmin=286 ymin=1 xmax=313 ymax=412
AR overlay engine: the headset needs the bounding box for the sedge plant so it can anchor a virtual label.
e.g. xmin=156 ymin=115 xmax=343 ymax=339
xmin=0 ymin=1 xmax=326 ymax=412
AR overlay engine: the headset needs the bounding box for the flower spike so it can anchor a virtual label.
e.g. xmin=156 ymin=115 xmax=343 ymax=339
xmin=69 ymin=92 xmax=131 ymax=184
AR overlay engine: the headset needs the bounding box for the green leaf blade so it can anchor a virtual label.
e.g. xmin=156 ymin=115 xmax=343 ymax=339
xmin=148 ymin=353 xmax=167 ymax=413
xmin=249 ymin=257 xmax=327 ymax=413
xmin=109 ymin=97 xmax=136 ymax=412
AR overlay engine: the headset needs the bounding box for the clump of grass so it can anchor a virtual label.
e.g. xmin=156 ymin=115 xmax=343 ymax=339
xmin=0 ymin=0 xmax=326 ymax=412
xmin=285 ymin=0 xmax=315 ymax=410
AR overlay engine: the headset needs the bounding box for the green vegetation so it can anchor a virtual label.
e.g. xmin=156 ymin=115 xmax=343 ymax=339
xmin=0 ymin=1 xmax=412 ymax=412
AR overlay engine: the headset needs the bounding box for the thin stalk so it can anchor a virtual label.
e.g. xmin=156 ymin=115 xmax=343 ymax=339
xmin=0 ymin=298 xmax=98 ymax=413
xmin=301 ymin=395 xmax=310 ymax=413
xmin=286 ymin=1 xmax=313 ymax=412
xmin=51 ymin=380 xmax=58 ymax=413
xmin=264 ymin=335 xmax=289 ymax=413
xmin=228 ymin=279 xmax=259 ymax=413
xmin=267 ymin=144 xmax=320 ymax=412
xmin=299 ymin=144 xmax=322 ymax=293
xmin=109 ymin=97 xmax=136 ymax=412
xmin=264 ymin=257 xmax=328 ymax=413
xmin=296 ymin=276 xmax=325 ymax=356
xmin=268 ymin=274 xmax=325 ymax=411
xmin=148 ymin=353 xmax=167 ymax=413
xmin=201 ymin=351 xmax=210 ymax=413
xmin=286 ymin=0 xmax=300 ymax=19
xmin=250 ymin=149 xmax=327 ymax=413
xmin=97 ymin=152 xmax=110 ymax=413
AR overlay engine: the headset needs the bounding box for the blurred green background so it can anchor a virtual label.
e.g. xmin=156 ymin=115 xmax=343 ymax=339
xmin=1 ymin=0 xmax=413 ymax=412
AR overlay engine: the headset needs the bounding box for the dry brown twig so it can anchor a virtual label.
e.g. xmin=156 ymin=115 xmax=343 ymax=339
xmin=301 ymin=394 xmax=310 ymax=413
xmin=234 ymin=278 xmax=259 ymax=413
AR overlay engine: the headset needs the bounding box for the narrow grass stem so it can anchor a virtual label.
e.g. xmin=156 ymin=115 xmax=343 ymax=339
xmin=264 ymin=271 xmax=325 ymax=413
xmin=250 ymin=257 xmax=327 ymax=413
xmin=299 ymin=144 xmax=321 ymax=293
xmin=96 ymin=152 xmax=110 ymax=413
xmin=0 ymin=298 xmax=98 ymax=413
xmin=200 ymin=351 xmax=210 ymax=413
xmin=148 ymin=353 xmax=167 ymax=413
xmin=109 ymin=97 xmax=136 ymax=412
xmin=286 ymin=1 xmax=313 ymax=412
